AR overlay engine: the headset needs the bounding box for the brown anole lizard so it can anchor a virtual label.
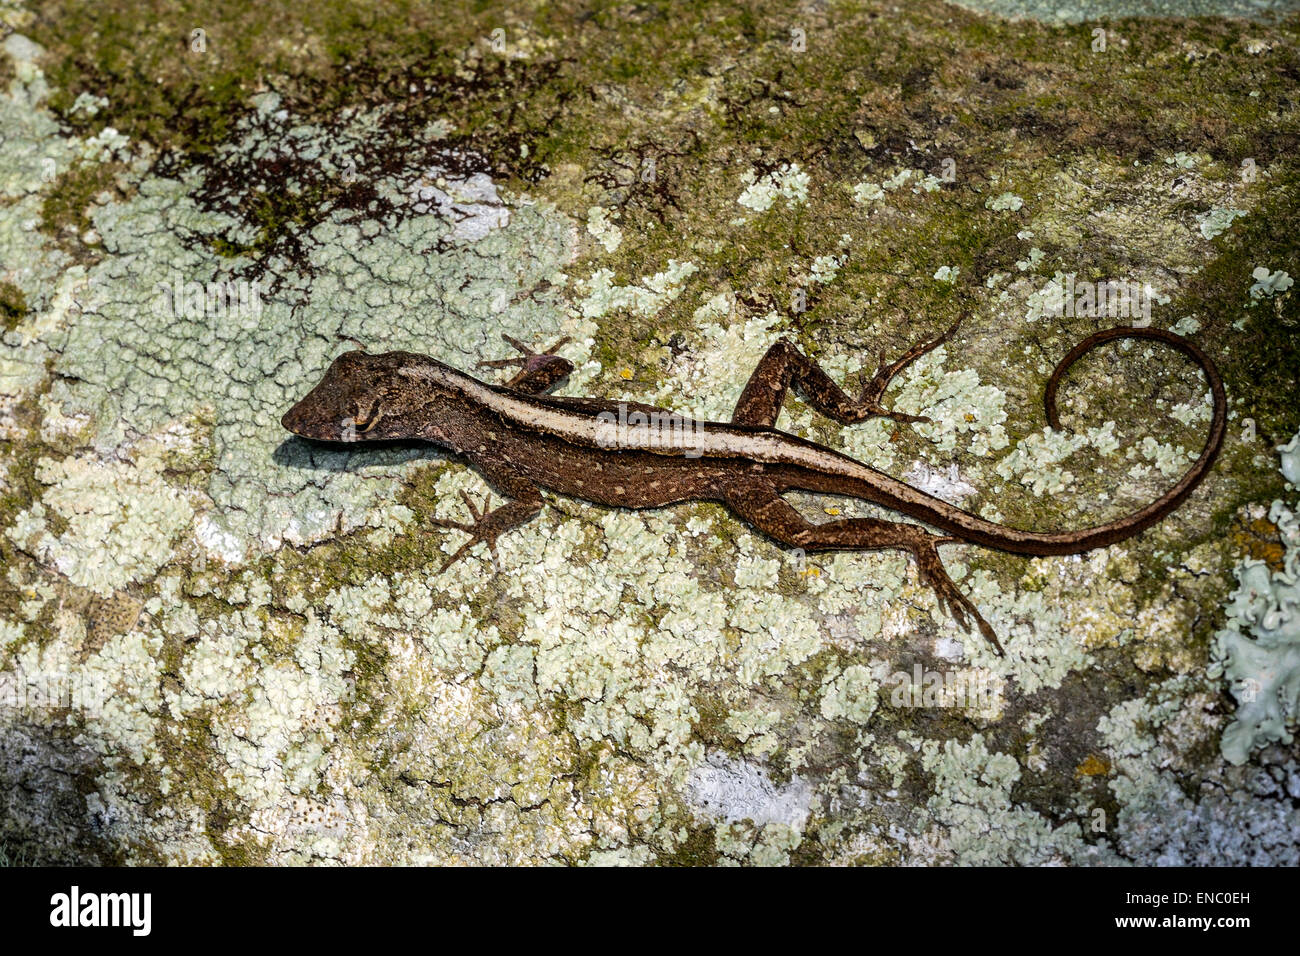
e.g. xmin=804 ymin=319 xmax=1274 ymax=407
xmin=282 ymin=325 xmax=1226 ymax=654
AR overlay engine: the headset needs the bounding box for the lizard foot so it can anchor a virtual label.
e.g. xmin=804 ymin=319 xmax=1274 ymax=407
xmin=431 ymin=490 xmax=508 ymax=572
xmin=477 ymin=334 xmax=573 ymax=392
xmin=914 ymin=536 xmax=1004 ymax=656
xmin=857 ymin=318 xmax=964 ymax=426
xmin=478 ymin=332 xmax=569 ymax=385
xmin=477 ymin=333 xmax=570 ymax=366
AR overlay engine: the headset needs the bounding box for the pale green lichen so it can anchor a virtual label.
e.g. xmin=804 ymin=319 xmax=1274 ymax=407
xmin=650 ymin=309 xmax=783 ymax=420
xmin=809 ymin=253 xmax=846 ymax=285
xmin=1098 ymin=675 xmax=1300 ymax=865
xmin=1280 ymin=432 xmax=1300 ymax=486
xmin=1197 ymin=206 xmax=1248 ymax=240
xmin=1209 ymin=484 xmax=1300 ymax=764
xmin=1249 ymin=267 xmax=1294 ymax=299
xmin=574 ymin=259 xmax=698 ymax=321
xmin=2 ymin=0 xmax=1297 ymax=866
xmin=889 ymin=346 xmax=1010 ymax=458
xmin=819 ymin=664 xmax=879 ymax=724
xmin=736 ymin=162 xmax=810 ymax=213
xmin=852 ymin=167 xmax=943 ymax=207
xmin=852 ymin=181 xmax=885 ymax=204
xmin=920 ymin=734 xmax=1106 ymax=865
xmin=585 ymin=204 xmax=623 ymax=254
xmin=42 ymin=107 xmax=574 ymax=560
xmin=8 ymin=453 xmax=195 ymax=596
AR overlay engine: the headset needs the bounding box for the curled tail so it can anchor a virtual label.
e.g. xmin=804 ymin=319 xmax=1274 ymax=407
xmin=947 ymin=326 xmax=1226 ymax=555
xmin=854 ymin=326 xmax=1228 ymax=556
xmin=1035 ymin=326 xmax=1227 ymax=551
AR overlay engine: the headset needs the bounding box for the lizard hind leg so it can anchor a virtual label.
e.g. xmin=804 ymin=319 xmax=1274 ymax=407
xmin=721 ymin=481 xmax=1004 ymax=654
xmin=914 ymin=537 xmax=1004 ymax=655
xmin=859 ymin=317 xmax=962 ymax=411
xmin=729 ymin=320 xmax=960 ymax=429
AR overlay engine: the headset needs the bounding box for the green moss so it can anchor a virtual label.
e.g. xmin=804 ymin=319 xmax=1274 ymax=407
xmin=690 ymin=691 xmax=746 ymax=758
xmin=656 ymin=820 xmax=721 ymax=866
xmin=38 ymin=160 xmax=122 ymax=240
xmin=335 ymin=632 xmax=392 ymax=742
xmin=0 ymin=282 xmax=27 ymax=333
xmin=1188 ymin=170 xmax=1300 ymax=449
xmin=29 ymin=2 xmax=1300 ymax=382
xmin=148 ymin=709 xmax=270 ymax=865
xmin=0 ymin=375 xmax=61 ymax=637
xmin=210 ymin=179 xmax=358 ymax=259
xmin=35 ymin=1 xmax=464 ymax=155
xmin=0 ymin=43 xmax=13 ymax=90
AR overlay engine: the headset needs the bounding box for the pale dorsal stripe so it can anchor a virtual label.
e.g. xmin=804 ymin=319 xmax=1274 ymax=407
xmin=398 ymin=361 xmax=1038 ymax=546
xmin=399 ymin=362 xmax=884 ymax=477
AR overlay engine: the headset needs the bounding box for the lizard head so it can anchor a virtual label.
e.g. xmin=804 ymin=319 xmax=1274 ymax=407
xmin=281 ymin=349 xmax=452 ymax=443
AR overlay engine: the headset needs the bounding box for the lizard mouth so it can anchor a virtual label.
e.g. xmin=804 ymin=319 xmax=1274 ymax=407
xmin=280 ymin=399 xmax=317 ymax=439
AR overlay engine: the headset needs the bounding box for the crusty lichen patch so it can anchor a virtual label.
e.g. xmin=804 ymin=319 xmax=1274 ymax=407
xmin=1 ymin=0 xmax=1298 ymax=864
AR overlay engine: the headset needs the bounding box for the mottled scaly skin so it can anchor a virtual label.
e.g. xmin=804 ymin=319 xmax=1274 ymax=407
xmin=283 ymin=326 xmax=1226 ymax=652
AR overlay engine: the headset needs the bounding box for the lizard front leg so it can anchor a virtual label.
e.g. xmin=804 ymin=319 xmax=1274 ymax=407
xmin=721 ymin=479 xmax=1003 ymax=654
xmin=431 ymin=456 xmax=544 ymax=572
xmin=730 ymin=320 xmax=961 ymax=428
xmin=478 ymin=334 xmax=573 ymax=394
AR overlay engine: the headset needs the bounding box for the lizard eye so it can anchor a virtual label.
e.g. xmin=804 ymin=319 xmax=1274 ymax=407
xmin=351 ymin=402 xmax=384 ymax=434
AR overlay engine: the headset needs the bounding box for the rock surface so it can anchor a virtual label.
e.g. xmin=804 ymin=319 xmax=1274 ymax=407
xmin=0 ymin=0 xmax=1297 ymax=865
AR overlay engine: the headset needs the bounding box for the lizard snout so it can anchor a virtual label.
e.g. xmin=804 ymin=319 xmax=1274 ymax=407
xmin=281 ymin=398 xmax=315 ymax=438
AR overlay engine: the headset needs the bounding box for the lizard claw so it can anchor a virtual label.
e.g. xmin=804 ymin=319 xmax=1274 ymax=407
xmin=857 ymin=318 xmax=962 ymax=426
xmin=914 ymin=538 xmax=1005 ymax=655
xmin=476 ymin=334 xmax=574 ymax=393
xmin=477 ymin=334 xmax=571 ymax=370
xmin=935 ymin=583 xmax=1004 ymax=656
xmin=862 ymin=403 xmax=932 ymax=426
xmin=431 ymin=491 xmax=504 ymax=572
